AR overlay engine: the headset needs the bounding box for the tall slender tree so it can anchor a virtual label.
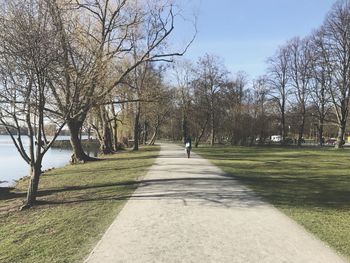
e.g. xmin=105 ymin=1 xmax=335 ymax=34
xmin=267 ymin=46 xmax=290 ymax=142
xmin=321 ymin=0 xmax=350 ymax=148
xmin=0 ymin=0 xmax=68 ymax=209
xmin=309 ymin=30 xmax=333 ymax=145
xmin=287 ymin=37 xmax=312 ymax=146
xmin=193 ymin=54 xmax=228 ymax=146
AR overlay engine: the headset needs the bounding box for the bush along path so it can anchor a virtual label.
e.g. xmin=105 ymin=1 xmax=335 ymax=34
xmin=85 ymin=144 xmax=346 ymax=263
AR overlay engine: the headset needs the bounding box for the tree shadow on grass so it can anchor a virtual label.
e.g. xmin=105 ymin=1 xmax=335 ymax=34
xmin=102 ymin=154 xmax=160 ymax=161
xmin=34 ymin=176 xmax=266 ymax=209
xmin=196 ymin=147 xmax=350 ymax=211
xmin=33 ymin=157 xmax=350 ymax=211
xmin=48 ymin=164 xmax=152 ymax=177
xmin=3 ymin=172 xmax=349 ymax=212
xmin=228 ymin=172 xmax=350 ymax=210
xmin=0 ymin=187 xmax=26 ymax=200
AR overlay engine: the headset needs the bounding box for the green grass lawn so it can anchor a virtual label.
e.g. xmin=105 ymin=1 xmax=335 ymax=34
xmin=0 ymin=146 xmax=159 ymax=263
xmin=195 ymin=146 xmax=350 ymax=260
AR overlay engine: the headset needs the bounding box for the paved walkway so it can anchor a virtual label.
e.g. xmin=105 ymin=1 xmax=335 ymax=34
xmin=85 ymin=144 xmax=347 ymax=263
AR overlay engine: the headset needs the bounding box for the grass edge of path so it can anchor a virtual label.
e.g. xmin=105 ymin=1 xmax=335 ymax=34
xmin=0 ymin=145 xmax=160 ymax=263
xmin=194 ymin=146 xmax=350 ymax=261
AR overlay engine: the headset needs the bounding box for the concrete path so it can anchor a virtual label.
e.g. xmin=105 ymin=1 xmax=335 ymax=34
xmin=85 ymin=144 xmax=347 ymax=263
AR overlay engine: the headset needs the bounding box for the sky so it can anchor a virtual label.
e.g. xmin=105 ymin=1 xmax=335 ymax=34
xmin=175 ymin=0 xmax=336 ymax=80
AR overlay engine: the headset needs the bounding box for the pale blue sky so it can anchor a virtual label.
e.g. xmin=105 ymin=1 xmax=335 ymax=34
xmin=176 ymin=0 xmax=336 ymax=79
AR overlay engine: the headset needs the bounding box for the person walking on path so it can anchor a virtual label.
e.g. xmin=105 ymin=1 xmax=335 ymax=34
xmin=185 ymin=137 xmax=192 ymax=158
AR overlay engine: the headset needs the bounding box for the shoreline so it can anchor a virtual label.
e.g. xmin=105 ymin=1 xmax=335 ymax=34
xmin=0 ymin=146 xmax=160 ymax=262
xmin=0 ymin=138 xmax=100 ymax=188
xmin=51 ymin=139 xmax=100 ymax=149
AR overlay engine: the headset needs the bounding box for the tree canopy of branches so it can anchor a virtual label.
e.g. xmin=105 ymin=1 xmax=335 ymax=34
xmin=0 ymin=0 xmax=68 ymax=209
xmin=45 ymin=0 xmax=194 ymax=162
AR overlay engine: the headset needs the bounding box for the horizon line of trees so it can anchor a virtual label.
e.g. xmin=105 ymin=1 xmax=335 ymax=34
xmin=163 ymin=0 xmax=350 ymax=148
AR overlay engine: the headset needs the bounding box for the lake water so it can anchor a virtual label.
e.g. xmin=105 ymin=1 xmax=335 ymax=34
xmin=0 ymin=135 xmax=96 ymax=187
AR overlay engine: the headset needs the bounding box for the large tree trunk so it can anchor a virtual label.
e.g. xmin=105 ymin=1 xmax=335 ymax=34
xmin=113 ymin=118 xmax=118 ymax=151
xmin=99 ymin=106 xmax=114 ymax=154
xmin=101 ymin=123 xmax=114 ymax=154
xmin=281 ymin=107 xmax=286 ymax=142
xmin=195 ymin=116 xmax=209 ymax=148
xmin=318 ymin=119 xmax=324 ymax=146
xmin=182 ymin=108 xmax=188 ymax=143
xmin=110 ymin=103 xmax=119 ymax=151
xmin=148 ymin=123 xmax=159 ymax=146
xmin=148 ymin=131 xmax=157 ymax=145
xmin=335 ymin=101 xmax=348 ymax=149
xmin=335 ymin=121 xmax=346 ymax=149
xmin=68 ymin=120 xmax=96 ymax=163
xmin=133 ymin=102 xmax=140 ymax=151
xmin=318 ymin=84 xmax=326 ymax=146
xmin=297 ymin=109 xmax=306 ymax=146
xmin=210 ymin=108 xmax=215 ymax=146
xmin=21 ymin=163 xmax=41 ymax=210
xmin=143 ymin=121 xmax=148 ymax=145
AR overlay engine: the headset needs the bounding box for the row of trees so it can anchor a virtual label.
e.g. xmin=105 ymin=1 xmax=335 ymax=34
xmin=165 ymin=55 xmax=260 ymax=147
xmin=266 ymin=0 xmax=350 ymax=148
xmin=164 ymin=0 xmax=350 ymax=148
xmin=0 ymin=0 xmax=194 ymax=209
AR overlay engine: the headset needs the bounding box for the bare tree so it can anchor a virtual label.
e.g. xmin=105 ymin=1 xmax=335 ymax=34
xmin=47 ymin=0 xmax=194 ymax=161
xmin=267 ymin=46 xmax=290 ymax=142
xmin=193 ymin=54 xmax=228 ymax=146
xmin=321 ymin=0 xmax=350 ymax=148
xmin=0 ymin=0 xmax=68 ymax=209
xmin=309 ymin=30 xmax=333 ymax=145
xmin=252 ymin=76 xmax=269 ymax=143
xmin=228 ymin=71 xmax=249 ymax=145
xmin=287 ymin=37 xmax=312 ymax=146
xmin=173 ymin=59 xmax=193 ymax=142
xmin=144 ymin=72 xmax=174 ymax=145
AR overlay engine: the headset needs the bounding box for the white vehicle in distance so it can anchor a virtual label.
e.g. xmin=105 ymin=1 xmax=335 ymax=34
xmin=271 ymin=135 xmax=282 ymax=142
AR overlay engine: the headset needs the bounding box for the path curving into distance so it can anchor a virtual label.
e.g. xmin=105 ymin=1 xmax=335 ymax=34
xmin=85 ymin=143 xmax=347 ymax=263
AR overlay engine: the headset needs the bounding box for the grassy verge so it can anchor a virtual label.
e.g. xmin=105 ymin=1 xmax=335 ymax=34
xmin=0 ymin=146 xmax=160 ymax=263
xmin=195 ymin=146 xmax=350 ymax=260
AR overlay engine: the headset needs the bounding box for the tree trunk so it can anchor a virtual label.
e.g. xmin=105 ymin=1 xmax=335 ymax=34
xmin=182 ymin=108 xmax=188 ymax=143
xmin=148 ymin=131 xmax=156 ymax=145
xmin=319 ymin=84 xmax=326 ymax=146
xmin=97 ymin=106 xmax=114 ymax=154
xmin=195 ymin=116 xmax=209 ymax=148
xmin=149 ymin=123 xmax=159 ymax=146
xmin=281 ymin=108 xmax=286 ymax=142
xmin=133 ymin=102 xmax=140 ymax=151
xmin=87 ymin=127 xmax=92 ymax=140
xmin=143 ymin=121 xmax=148 ymax=145
xmin=101 ymin=123 xmax=114 ymax=154
xmin=21 ymin=163 xmax=41 ymax=210
xmin=318 ymin=119 xmax=324 ymax=146
xmin=210 ymin=108 xmax=215 ymax=146
xmin=297 ymin=110 xmax=306 ymax=146
xmin=110 ymin=103 xmax=119 ymax=151
xmin=68 ymin=120 xmax=96 ymax=163
xmin=335 ymin=121 xmax=346 ymax=149
xmin=113 ymin=118 xmax=118 ymax=151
